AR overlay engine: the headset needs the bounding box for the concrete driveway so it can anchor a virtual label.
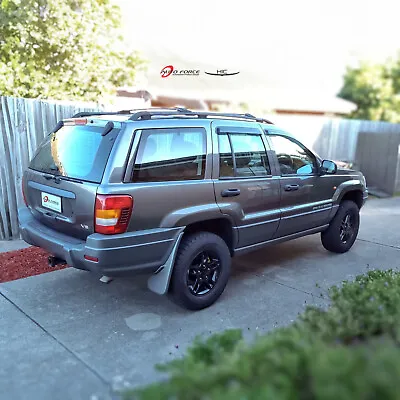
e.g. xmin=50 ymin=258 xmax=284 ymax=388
xmin=1 ymin=197 xmax=399 ymax=400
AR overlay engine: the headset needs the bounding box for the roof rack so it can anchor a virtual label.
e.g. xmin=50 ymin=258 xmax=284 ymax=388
xmin=71 ymin=107 xmax=191 ymax=119
xmin=71 ymin=108 xmax=273 ymax=124
xmin=128 ymin=110 xmax=274 ymax=124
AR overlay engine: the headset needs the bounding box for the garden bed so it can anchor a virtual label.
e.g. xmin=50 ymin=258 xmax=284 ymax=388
xmin=0 ymin=246 xmax=67 ymax=283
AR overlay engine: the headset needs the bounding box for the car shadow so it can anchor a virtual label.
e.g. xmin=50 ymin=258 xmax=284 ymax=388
xmin=231 ymin=235 xmax=333 ymax=279
xmin=2 ymin=234 xmax=340 ymax=324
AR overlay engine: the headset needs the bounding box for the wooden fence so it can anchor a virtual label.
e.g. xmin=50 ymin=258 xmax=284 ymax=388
xmin=0 ymin=96 xmax=103 ymax=240
xmin=314 ymin=118 xmax=400 ymax=163
xmin=266 ymin=114 xmax=400 ymax=164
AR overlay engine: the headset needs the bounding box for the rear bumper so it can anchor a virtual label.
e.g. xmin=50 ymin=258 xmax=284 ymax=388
xmin=18 ymin=207 xmax=183 ymax=276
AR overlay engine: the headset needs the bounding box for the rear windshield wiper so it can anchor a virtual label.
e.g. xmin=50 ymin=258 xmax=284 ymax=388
xmin=58 ymin=175 xmax=83 ymax=184
xmin=43 ymin=173 xmax=57 ymax=181
xmin=42 ymin=173 xmax=83 ymax=184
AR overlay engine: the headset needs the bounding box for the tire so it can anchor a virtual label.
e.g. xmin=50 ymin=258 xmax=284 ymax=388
xmin=321 ymin=200 xmax=360 ymax=253
xmin=169 ymin=232 xmax=231 ymax=310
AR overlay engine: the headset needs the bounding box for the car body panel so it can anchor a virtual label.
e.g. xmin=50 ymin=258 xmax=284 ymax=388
xmin=263 ymin=127 xmax=367 ymax=238
xmin=23 ymin=120 xmax=121 ymax=239
xmin=19 ymin=206 xmax=183 ymax=275
xmin=18 ymin=112 xmax=368 ymax=286
xmin=263 ymin=129 xmax=330 ymax=237
xmin=23 ymin=168 xmax=99 ymax=240
xmin=211 ymin=120 xmax=281 ymax=248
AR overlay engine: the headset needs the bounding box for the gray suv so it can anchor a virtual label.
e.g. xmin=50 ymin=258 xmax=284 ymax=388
xmin=19 ymin=108 xmax=368 ymax=310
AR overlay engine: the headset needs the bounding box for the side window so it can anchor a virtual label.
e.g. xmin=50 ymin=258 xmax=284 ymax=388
xmin=219 ymin=135 xmax=235 ymax=177
xmin=132 ymin=128 xmax=206 ymax=182
xmin=218 ymin=133 xmax=271 ymax=178
xmin=269 ymin=135 xmax=316 ymax=175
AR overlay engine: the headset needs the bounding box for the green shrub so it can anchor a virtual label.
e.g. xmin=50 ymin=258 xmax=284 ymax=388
xmin=123 ymin=270 xmax=400 ymax=400
xmin=299 ymin=269 xmax=400 ymax=343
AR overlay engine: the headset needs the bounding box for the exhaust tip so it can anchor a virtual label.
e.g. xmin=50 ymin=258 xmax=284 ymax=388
xmin=48 ymin=256 xmax=66 ymax=268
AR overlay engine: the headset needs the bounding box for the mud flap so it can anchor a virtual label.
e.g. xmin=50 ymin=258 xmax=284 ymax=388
xmin=147 ymin=232 xmax=184 ymax=295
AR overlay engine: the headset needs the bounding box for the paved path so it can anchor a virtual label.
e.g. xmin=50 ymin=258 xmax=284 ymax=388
xmin=1 ymin=197 xmax=399 ymax=400
xmin=0 ymin=239 xmax=30 ymax=253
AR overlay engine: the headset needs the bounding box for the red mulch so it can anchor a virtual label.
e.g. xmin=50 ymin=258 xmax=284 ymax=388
xmin=0 ymin=247 xmax=68 ymax=283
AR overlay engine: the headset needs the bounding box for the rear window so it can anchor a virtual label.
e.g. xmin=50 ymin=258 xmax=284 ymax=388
xmin=132 ymin=128 xmax=206 ymax=182
xmin=29 ymin=125 xmax=118 ymax=183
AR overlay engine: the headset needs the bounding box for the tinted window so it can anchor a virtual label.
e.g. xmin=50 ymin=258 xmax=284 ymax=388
xmin=133 ymin=128 xmax=206 ymax=182
xmin=269 ymin=135 xmax=316 ymax=175
xmin=219 ymin=133 xmax=271 ymax=177
xmin=231 ymin=134 xmax=271 ymax=177
xmin=29 ymin=125 xmax=118 ymax=183
xmin=218 ymin=135 xmax=234 ymax=177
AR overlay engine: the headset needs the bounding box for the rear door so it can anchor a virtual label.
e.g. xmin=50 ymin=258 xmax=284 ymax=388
xmin=212 ymin=121 xmax=281 ymax=250
xmin=23 ymin=119 xmax=120 ymax=239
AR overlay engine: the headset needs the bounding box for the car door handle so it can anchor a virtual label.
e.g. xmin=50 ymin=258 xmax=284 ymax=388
xmin=284 ymin=184 xmax=299 ymax=192
xmin=221 ymin=188 xmax=241 ymax=197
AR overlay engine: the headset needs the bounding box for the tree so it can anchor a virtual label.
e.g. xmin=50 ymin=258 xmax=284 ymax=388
xmin=0 ymin=0 xmax=146 ymax=102
xmin=338 ymin=56 xmax=400 ymax=123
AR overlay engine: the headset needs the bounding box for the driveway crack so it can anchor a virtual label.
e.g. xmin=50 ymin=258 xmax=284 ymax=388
xmin=262 ymin=277 xmax=313 ymax=296
xmin=357 ymin=238 xmax=400 ymax=250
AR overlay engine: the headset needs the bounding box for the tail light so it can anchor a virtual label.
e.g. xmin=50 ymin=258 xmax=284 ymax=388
xmin=63 ymin=118 xmax=87 ymax=126
xmin=22 ymin=179 xmax=28 ymax=206
xmin=95 ymin=195 xmax=133 ymax=235
xmin=74 ymin=118 xmax=88 ymax=125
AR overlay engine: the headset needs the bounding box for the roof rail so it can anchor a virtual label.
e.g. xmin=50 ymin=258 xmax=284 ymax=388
xmin=72 ymin=107 xmax=191 ymax=119
xmin=129 ymin=110 xmax=274 ymax=124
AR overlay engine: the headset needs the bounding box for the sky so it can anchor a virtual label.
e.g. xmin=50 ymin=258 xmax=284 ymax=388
xmin=117 ymin=0 xmax=400 ymax=100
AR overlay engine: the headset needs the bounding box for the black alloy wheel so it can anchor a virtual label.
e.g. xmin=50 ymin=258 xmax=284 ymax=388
xmin=186 ymin=251 xmax=222 ymax=296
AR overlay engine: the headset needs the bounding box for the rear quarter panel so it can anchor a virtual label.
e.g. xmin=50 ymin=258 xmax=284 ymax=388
xmin=100 ymin=119 xmax=222 ymax=231
xmin=98 ymin=181 xmax=220 ymax=231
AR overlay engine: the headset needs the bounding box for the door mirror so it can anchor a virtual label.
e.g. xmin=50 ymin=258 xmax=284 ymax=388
xmin=296 ymin=164 xmax=313 ymax=175
xmin=320 ymin=160 xmax=337 ymax=175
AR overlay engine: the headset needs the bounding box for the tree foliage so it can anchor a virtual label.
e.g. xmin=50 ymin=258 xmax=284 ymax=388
xmin=0 ymin=0 xmax=146 ymax=102
xmin=338 ymin=56 xmax=400 ymax=123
